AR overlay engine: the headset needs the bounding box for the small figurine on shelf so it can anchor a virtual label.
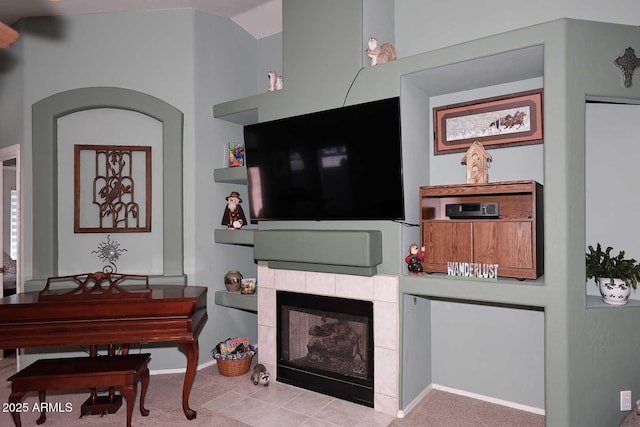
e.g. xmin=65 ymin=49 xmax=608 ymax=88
xmin=228 ymin=143 xmax=244 ymax=167
xmin=221 ymin=191 xmax=247 ymax=230
xmin=268 ymin=70 xmax=277 ymax=91
xmin=461 ymin=141 xmax=491 ymax=184
xmin=365 ymin=37 xmax=396 ymax=66
xmin=405 ymin=243 xmax=426 ymax=276
xmin=268 ymin=70 xmax=284 ymax=92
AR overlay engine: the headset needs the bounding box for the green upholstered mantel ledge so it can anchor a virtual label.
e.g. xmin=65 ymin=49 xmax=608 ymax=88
xmin=253 ymin=230 xmax=383 ymax=277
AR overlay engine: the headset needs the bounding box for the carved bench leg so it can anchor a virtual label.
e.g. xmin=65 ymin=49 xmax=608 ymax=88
xmin=36 ymin=390 xmax=46 ymax=425
xmin=139 ymin=365 xmax=150 ymax=416
xmin=8 ymin=391 xmax=25 ymax=427
xmin=121 ymin=384 xmax=136 ymax=427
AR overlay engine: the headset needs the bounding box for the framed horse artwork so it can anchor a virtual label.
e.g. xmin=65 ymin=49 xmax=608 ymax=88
xmin=433 ymin=89 xmax=543 ymax=155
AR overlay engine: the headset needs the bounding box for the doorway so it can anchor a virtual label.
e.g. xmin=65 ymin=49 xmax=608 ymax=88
xmin=0 ymin=144 xmax=20 ymax=361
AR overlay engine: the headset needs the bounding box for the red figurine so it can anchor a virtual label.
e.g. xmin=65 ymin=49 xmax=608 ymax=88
xmin=406 ymin=243 xmax=426 ymax=276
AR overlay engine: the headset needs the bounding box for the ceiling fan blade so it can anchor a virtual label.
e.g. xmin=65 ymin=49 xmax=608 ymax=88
xmin=0 ymin=22 xmax=19 ymax=48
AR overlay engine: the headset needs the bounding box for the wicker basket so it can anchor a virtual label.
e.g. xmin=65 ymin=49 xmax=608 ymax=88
xmin=216 ymin=355 xmax=253 ymax=376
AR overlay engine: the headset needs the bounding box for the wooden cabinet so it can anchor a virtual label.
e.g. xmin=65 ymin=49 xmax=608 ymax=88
xmin=420 ymin=180 xmax=543 ymax=279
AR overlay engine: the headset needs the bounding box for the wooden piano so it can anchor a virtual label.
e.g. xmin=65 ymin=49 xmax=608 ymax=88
xmin=0 ymin=273 xmax=208 ymax=420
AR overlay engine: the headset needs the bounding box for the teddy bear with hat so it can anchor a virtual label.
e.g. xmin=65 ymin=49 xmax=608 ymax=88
xmin=221 ymin=191 xmax=247 ymax=230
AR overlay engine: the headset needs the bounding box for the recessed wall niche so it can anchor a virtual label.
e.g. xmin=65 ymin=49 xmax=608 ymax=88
xmin=398 ymin=45 xmax=547 ymax=414
xmin=29 ymin=87 xmax=185 ymax=289
xmin=585 ymin=100 xmax=640 ymax=305
xmin=400 ymin=44 xmax=545 ymax=275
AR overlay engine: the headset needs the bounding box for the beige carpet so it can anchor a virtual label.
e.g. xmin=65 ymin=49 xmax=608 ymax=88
xmin=0 ymin=353 xmax=544 ymax=426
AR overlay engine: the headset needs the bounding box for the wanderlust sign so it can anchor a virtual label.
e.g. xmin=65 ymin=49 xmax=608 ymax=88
xmin=447 ymin=262 xmax=499 ymax=280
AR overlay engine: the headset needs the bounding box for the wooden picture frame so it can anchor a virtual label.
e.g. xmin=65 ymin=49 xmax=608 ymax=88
xmin=74 ymin=144 xmax=151 ymax=233
xmin=433 ymin=89 xmax=543 ymax=155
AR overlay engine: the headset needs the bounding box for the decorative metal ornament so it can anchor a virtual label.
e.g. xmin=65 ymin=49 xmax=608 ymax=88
xmin=92 ymin=234 xmax=127 ymax=273
xmin=614 ymin=47 xmax=640 ymax=88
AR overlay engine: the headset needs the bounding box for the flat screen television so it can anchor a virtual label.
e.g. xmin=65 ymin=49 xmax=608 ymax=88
xmin=243 ymin=97 xmax=404 ymax=222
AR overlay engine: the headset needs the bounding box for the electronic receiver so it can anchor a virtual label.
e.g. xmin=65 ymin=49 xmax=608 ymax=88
xmin=445 ymin=202 xmax=499 ymax=219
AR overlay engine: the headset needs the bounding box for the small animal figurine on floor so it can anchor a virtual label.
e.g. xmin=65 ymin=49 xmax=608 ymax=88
xmin=275 ymin=75 xmax=283 ymax=90
xmin=366 ymin=37 xmax=396 ymax=66
xmin=251 ymin=363 xmax=270 ymax=386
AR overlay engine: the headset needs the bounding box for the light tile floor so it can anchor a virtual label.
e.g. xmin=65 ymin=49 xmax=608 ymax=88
xmin=202 ymin=366 xmax=395 ymax=427
xmin=200 ymin=359 xmax=545 ymax=427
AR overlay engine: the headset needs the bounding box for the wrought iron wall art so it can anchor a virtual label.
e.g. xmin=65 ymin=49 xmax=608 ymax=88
xmin=92 ymin=234 xmax=127 ymax=273
xmin=614 ymin=47 xmax=640 ymax=88
xmin=74 ymin=144 xmax=151 ymax=233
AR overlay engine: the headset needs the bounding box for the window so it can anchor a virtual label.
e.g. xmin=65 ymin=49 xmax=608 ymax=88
xmin=10 ymin=189 xmax=17 ymax=260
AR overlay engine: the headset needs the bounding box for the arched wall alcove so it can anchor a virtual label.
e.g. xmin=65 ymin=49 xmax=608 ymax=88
xmin=29 ymin=87 xmax=185 ymax=285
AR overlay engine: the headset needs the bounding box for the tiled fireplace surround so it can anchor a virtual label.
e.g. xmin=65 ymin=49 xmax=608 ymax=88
xmin=257 ymin=264 xmax=399 ymax=417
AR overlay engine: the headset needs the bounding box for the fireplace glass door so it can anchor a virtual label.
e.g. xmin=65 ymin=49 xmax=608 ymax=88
xmin=277 ymin=291 xmax=374 ymax=407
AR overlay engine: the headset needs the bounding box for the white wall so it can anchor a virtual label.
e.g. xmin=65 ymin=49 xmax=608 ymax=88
xmin=395 ymin=0 xmax=640 ymax=58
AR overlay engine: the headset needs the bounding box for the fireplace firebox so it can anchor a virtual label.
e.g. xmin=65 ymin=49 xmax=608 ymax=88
xmin=276 ymin=291 xmax=374 ymax=407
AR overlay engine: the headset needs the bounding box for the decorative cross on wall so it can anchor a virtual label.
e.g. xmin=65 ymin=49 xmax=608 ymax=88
xmin=614 ymin=47 xmax=640 ymax=88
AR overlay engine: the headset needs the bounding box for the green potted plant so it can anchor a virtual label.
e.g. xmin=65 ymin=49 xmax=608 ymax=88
xmin=585 ymin=243 xmax=640 ymax=305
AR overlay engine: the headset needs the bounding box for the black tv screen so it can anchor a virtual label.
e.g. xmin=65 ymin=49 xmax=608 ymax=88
xmin=243 ymin=97 xmax=404 ymax=222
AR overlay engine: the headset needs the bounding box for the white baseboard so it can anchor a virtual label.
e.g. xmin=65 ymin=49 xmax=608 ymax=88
xmin=432 ymin=384 xmax=545 ymax=416
xmin=396 ymin=384 xmax=433 ymax=418
xmin=150 ymin=358 xmax=216 ymax=376
xmin=398 ymin=384 xmax=545 ymax=418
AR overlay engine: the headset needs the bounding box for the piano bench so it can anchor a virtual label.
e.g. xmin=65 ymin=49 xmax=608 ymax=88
xmin=6 ymin=353 xmax=151 ymax=427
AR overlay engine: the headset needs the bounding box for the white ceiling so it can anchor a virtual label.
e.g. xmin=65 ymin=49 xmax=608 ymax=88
xmin=0 ymin=0 xmax=282 ymax=39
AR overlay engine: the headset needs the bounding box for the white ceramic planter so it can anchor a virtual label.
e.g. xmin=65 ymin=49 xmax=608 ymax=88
xmin=597 ymin=277 xmax=631 ymax=305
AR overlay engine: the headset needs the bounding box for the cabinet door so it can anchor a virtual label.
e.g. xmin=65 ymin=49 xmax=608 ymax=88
xmin=422 ymin=222 xmax=473 ymax=273
xmin=473 ymin=221 xmax=534 ymax=277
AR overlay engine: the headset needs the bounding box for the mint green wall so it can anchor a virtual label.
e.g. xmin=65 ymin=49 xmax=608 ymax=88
xmin=217 ymin=0 xmax=549 ymax=416
xmin=401 ymin=294 xmax=431 ymax=403
xmin=562 ymin=20 xmax=640 ymax=427
xmin=193 ymin=11 xmax=259 ymax=360
xmin=276 ymin=0 xmax=364 ymax=117
xmin=395 ymin=0 xmax=640 ymax=57
xmin=3 ymin=2 xmax=640 ymax=425
xmin=257 ymin=32 xmax=282 ymax=92
xmin=4 ymin=10 xmax=259 ymax=370
xmin=394 ymin=18 xmax=640 ymax=426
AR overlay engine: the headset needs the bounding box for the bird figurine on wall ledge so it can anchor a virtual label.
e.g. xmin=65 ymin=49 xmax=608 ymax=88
xmin=268 ymin=70 xmax=283 ymax=91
